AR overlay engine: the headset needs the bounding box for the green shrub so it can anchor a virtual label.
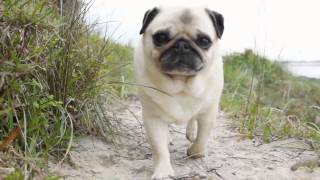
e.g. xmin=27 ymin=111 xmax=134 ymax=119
xmin=0 ymin=0 xmax=133 ymax=177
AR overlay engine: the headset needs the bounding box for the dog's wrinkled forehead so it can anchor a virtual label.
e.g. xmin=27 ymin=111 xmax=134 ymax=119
xmin=179 ymin=9 xmax=193 ymax=24
xmin=139 ymin=7 xmax=224 ymax=39
xmin=153 ymin=8 xmax=212 ymax=36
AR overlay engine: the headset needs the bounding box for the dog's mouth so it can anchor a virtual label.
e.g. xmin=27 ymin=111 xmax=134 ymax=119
xmin=159 ymin=55 xmax=205 ymax=77
xmin=161 ymin=64 xmax=204 ymax=77
xmin=157 ymin=38 xmax=205 ymax=77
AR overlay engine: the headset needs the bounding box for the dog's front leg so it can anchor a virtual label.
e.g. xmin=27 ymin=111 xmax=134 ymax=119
xmin=144 ymin=114 xmax=174 ymax=179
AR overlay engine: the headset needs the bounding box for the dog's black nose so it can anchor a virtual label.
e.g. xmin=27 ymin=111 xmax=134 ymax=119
xmin=174 ymin=40 xmax=190 ymax=53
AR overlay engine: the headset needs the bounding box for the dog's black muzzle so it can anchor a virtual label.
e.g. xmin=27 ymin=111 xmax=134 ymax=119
xmin=160 ymin=39 xmax=204 ymax=75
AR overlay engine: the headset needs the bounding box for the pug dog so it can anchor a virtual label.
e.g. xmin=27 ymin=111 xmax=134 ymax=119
xmin=134 ymin=6 xmax=224 ymax=179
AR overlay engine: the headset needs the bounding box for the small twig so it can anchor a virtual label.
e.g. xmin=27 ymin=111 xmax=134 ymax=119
xmin=207 ymin=165 xmax=224 ymax=179
xmin=107 ymin=81 xmax=172 ymax=97
xmin=212 ymin=170 xmax=224 ymax=180
xmin=180 ymin=153 xmax=205 ymax=161
xmin=207 ymin=165 xmax=223 ymax=172
xmin=0 ymin=127 xmax=21 ymax=151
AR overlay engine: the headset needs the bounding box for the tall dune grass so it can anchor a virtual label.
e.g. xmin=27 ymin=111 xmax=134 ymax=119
xmin=0 ymin=0 xmax=133 ymax=178
xmin=222 ymin=50 xmax=320 ymax=152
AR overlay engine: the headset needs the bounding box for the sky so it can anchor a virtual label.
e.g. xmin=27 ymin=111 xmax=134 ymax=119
xmin=85 ymin=0 xmax=320 ymax=61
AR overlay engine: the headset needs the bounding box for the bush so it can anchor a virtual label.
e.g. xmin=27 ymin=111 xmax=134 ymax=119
xmin=0 ymin=0 xmax=133 ymax=176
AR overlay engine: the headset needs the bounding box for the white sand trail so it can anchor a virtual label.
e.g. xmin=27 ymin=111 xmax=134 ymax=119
xmin=50 ymin=99 xmax=320 ymax=180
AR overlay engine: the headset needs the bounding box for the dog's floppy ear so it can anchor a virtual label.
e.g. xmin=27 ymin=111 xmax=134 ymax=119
xmin=205 ymin=9 xmax=224 ymax=39
xmin=139 ymin=7 xmax=160 ymax=35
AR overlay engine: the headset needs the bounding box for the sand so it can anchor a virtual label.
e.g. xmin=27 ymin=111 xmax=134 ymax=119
xmin=49 ymin=99 xmax=320 ymax=180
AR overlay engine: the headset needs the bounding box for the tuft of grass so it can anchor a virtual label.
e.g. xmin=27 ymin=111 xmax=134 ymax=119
xmin=222 ymin=50 xmax=320 ymax=151
xmin=0 ymin=0 xmax=133 ymax=178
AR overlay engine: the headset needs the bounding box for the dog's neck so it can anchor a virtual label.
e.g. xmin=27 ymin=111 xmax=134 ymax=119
xmin=162 ymin=74 xmax=189 ymax=95
xmin=144 ymin=62 xmax=210 ymax=96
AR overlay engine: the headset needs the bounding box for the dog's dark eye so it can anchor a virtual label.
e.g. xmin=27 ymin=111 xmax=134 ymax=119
xmin=153 ymin=31 xmax=170 ymax=46
xmin=196 ymin=35 xmax=212 ymax=49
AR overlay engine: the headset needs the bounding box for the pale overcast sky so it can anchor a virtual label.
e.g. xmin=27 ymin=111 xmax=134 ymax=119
xmin=85 ymin=0 xmax=320 ymax=61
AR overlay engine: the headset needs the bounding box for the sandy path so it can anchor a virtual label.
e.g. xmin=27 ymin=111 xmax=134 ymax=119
xmin=50 ymin=99 xmax=320 ymax=180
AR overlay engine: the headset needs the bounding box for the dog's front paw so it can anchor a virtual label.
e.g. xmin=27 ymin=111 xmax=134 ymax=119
xmin=187 ymin=143 xmax=205 ymax=159
xmin=151 ymin=165 xmax=174 ymax=179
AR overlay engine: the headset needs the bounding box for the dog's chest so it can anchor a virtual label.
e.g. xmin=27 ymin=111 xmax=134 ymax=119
xmin=144 ymin=75 xmax=215 ymax=123
xmin=157 ymin=90 xmax=212 ymax=124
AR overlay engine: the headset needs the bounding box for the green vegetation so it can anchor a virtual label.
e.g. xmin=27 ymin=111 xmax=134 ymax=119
xmin=0 ymin=0 xmax=132 ymax=178
xmin=1 ymin=0 xmax=319 ymax=179
xmin=222 ymin=50 xmax=320 ymax=151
